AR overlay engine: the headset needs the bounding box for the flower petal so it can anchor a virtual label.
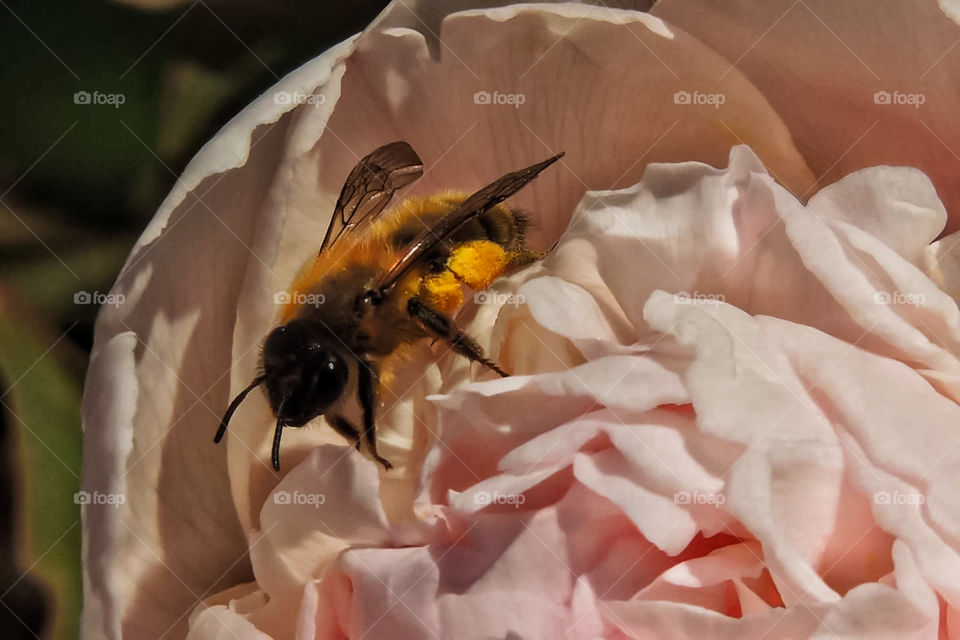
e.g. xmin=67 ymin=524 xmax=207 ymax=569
xmin=653 ymin=0 xmax=960 ymax=234
xmin=249 ymin=445 xmax=391 ymax=601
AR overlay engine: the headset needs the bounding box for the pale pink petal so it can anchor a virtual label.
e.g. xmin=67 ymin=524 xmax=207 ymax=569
xmin=925 ymin=230 xmax=960 ymax=301
xmin=319 ymin=546 xmax=441 ymax=639
xmin=517 ymin=276 xmax=626 ymax=360
xmin=315 ymin=508 xmax=581 ymax=639
xmin=763 ymin=318 xmax=960 ymax=607
xmin=889 ymin=540 xmax=941 ymax=624
xmin=249 ymin=445 xmax=391 ymax=604
xmin=555 ymin=145 xmax=960 ymax=380
xmin=521 ymin=146 xmax=773 ymax=339
xmin=574 ymin=449 xmax=700 ymax=555
xmin=604 ymin=588 xmax=934 ymax=640
xmin=425 ymin=354 xmax=689 ymax=506
xmin=773 ymin=174 xmax=960 ymax=378
xmin=568 ymin=576 xmax=606 ymax=639
xmin=635 ymin=542 xmax=765 ymax=614
xmin=623 ymin=291 xmax=957 ymax=635
xmin=804 ymin=166 xmax=946 ymax=265
xmin=644 ymin=293 xmax=845 ymax=604
xmin=653 ymin=0 xmax=960 ymax=234
xmin=186 ymin=605 xmax=271 ymax=640
xmin=606 ymin=544 xmax=938 ymax=637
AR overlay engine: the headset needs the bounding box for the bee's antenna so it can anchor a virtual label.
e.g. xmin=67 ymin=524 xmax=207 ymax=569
xmin=214 ymin=375 xmax=266 ymax=444
xmin=272 ymin=419 xmax=285 ymax=472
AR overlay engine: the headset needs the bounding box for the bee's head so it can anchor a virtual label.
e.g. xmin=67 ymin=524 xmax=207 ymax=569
xmin=214 ymin=319 xmax=349 ymax=472
xmin=261 ymin=320 xmax=349 ymax=427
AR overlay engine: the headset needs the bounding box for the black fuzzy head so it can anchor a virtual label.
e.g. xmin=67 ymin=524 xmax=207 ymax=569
xmin=261 ymin=320 xmax=349 ymax=428
xmin=214 ymin=319 xmax=349 ymax=471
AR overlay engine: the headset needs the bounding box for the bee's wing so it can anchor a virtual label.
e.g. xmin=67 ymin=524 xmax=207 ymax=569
xmin=320 ymin=141 xmax=424 ymax=253
xmin=375 ymin=151 xmax=564 ymax=294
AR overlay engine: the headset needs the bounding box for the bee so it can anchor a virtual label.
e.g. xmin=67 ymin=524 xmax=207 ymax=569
xmin=214 ymin=141 xmax=562 ymax=471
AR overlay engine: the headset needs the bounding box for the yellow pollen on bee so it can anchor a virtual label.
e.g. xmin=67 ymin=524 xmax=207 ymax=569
xmin=421 ymin=270 xmax=463 ymax=313
xmin=447 ymin=240 xmax=509 ymax=291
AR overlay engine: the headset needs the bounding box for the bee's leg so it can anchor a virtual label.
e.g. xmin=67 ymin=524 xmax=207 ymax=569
xmin=407 ymin=298 xmax=509 ymax=377
xmin=327 ymin=414 xmax=362 ymax=451
xmin=357 ymin=360 xmax=393 ymax=470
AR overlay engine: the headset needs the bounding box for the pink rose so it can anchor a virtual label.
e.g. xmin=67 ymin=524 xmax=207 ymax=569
xmin=81 ymin=1 xmax=960 ymax=638
xmin=202 ymin=146 xmax=959 ymax=639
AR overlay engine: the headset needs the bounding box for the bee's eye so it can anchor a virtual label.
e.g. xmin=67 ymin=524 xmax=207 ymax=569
xmin=262 ymin=325 xmax=307 ymax=375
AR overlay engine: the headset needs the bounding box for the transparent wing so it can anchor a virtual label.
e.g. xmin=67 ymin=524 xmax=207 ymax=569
xmin=320 ymin=141 xmax=424 ymax=252
xmin=375 ymin=151 xmax=564 ymax=294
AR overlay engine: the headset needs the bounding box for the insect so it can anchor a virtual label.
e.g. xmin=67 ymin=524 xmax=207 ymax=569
xmin=214 ymin=141 xmax=563 ymax=471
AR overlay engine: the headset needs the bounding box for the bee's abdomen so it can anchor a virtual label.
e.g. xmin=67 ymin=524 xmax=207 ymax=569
xmin=386 ymin=193 xmax=528 ymax=252
xmin=385 ymin=194 xmax=535 ymax=314
xmin=474 ymin=206 xmax=529 ymax=248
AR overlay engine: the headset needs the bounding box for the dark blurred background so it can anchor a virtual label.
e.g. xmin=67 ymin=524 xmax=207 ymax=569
xmin=0 ymin=1 xmax=389 ymax=637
